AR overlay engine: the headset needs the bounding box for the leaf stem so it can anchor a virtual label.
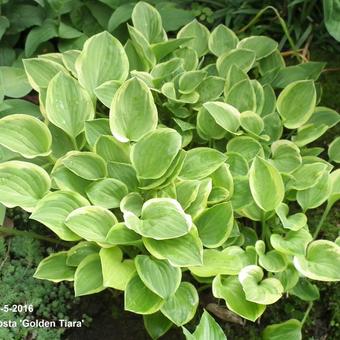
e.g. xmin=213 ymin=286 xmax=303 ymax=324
xmin=0 ymin=226 xmax=70 ymax=247
xmin=301 ymin=302 xmax=313 ymax=326
xmin=312 ymin=202 xmax=332 ymax=240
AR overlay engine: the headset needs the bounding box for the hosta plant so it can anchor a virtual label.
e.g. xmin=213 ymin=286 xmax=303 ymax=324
xmin=0 ymin=2 xmax=339 ymax=339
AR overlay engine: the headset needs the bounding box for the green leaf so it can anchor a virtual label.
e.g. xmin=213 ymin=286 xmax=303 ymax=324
xmin=62 ymin=151 xmax=107 ymax=180
xmin=161 ymin=282 xmax=198 ymax=326
xmin=143 ymin=228 xmax=203 ymax=267
xmin=23 ymin=58 xmax=67 ymax=92
xmin=144 ymin=312 xmax=172 ymax=340
xmin=195 ymin=202 xmax=233 ymax=248
xmin=213 ymin=275 xmax=266 ymax=322
xmin=183 ymin=310 xmax=227 ymax=340
xmin=135 ymin=255 xmax=181 ymax=299
xmin=0 ymin=99 xmax=40 ymax=119
xmin=237 ymin=36 xmax=278 ymax=60
xmin=225 ymin=78 xmax=257 ymax=112
xmin=249 ymin=157 xmax=284 ymax=211
xmin=31 ymin=190 xmax=89 ymax=241
xmin=131 ymin=128 xmax=181 ymax=179
xmin=328 ymin=169 xmax=340 ymax=207
xmin=275 ymin=203 xmax=307 ymax=231
xmin=270 ymin=140 xmax=302 ymax=173
xmin=120 ymin=192 xmax=144 ymax=216
xmin=108 ymin=3 xmax=134 ymax=32
xmin=86 ymin=178 xmax=128 ymax=209
xmin=324 ymin=0 xmax=340 ymax=41
xmin=107 ymin=161 xmax=139 ymax=192
xmin=203 ymin=102 xmax=240 ymax=134
xmin=125 ymin=198 xmax=191 ymax=240
xmin=125 ymin=274 xmax=164 ymax=314
xmin=177 ymin=19 xmax=210 ymax=57
xmin=0 ymin=67 xmax=32 ymax=98
xmin=277 ymin=80 xmax=316 ymax=129
xmin=290 ymin=278 xmax=320 ymax=301
xmin=94 ymin=80 xmax=121 ymax=108
xmin=65 ymin=206 xmax=117 ymax=243
xmin=297 ymin=171 xmax=331 ymax=211
xmin=271 ymin=229 xmax=312 ymax=256
xmin=62 ymin=50 xmax=80 ymax=77
xmin=100 ymin=247 xmax=136 ymax=290
xmin=328 ymin=136 xmax=340 ymax=163
xmin=217 ymin=49 xmax=255 ymax=78
xmin=208 ymin=24 xmax=238 ymax=56
xmin=46 ymin=72 xmax=95 ymax=138
xmin=84 ymin=118 xmax=111 ymax=148
xmin=34 ymin=252 xmax=75 ymax=283
xmin=106 ymin=222 xmax=141 ymax=245
xmin=95 ymin=135 xmax=130 ymax=164
xmin=180 ymin=148 xmax=226 ymax=180
xmin=189 ymin=247 xmax=253 ymax=277
xmin=293 ymin=240 xmax=340 ymax=281
xmin=74 ymin=254 xmax=104 ymax=296
xmin=0 ymin=114 xmax=51 ymax=158
xmin=262 ymin=319 xmax=302 ymax=340
xmin=240 ymin=111 xmax=264 ymax=136
xmin=109 ymin=77 xmax=158 ymax=142
xmin=0 ymin=161 xmax=50 ymax=212
xmin=67 ymin=242 xmax=100 ymax=267
xmin=132 ymin=2 xmax=164 ymax=44
xmin=238 ymin=265 xmax=283 ymax=304
xmin=76 ymin=31 xmax=129 ymax=94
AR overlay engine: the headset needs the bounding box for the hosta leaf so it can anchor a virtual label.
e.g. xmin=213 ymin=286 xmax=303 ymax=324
xmin=120 ymin=192 xmax=144 ymax=216
xmin=144 ymin=312 xmax=173 ymax=340
xmin=262 ymin=319 xmax=302 ymax=340
xmin=189 ymin=247 xmax=254 ymax=277
xmin=110 ymin=77 xmax=158 ymax=142
xmin=67 ymin=242 xmax=100 ymax=267
xmin=135 ymin=255 xmax=181 ymax=299
xmin=62 ymin=151 xmax=107 ymax=180
xmin=227 ymin=136 xmax=264 ymax=162
xmin=131 ymin=128 xmax=181 ymax=179
xmin=270 ymin=140 xmax=302 ymax=173
xmin=95 ymin=135 xmax=131 ymax=164
xmin=277 ymin=80 xmax=316 ymax=129
xmin=275 ymin=264 xmax=300 ymax=291
xmin=94 ymin=80 xmax=121 ymax=108
xmin=125 ymin=198 xmax=191 ymax=240
xmin=176 ymin=180 xmax=201 ymax=210
xmin=0 ymin=161 xmax=50 ymax=211
xmin=208 ymin=24 xmax=238 ymax=56
xmin=177 ymin=20 xmax=210 ymax=57
xmin=74 ymin=254 xmax=104 ymax=296
xmin=288 ymin=162 xmax=328 ymax=190
xmin=46 ymin=72 xmax=94 ymax=138
xmin=100 ymin=247 xmax=136 ymax=290
xmin=225 ymin=78 xmax=256 ymax=112
xmin=31 ymin=190 xmax=89 ymax=241
xmin=275 ymin=203 xmax=307 ymax=231
xmin=84 ymin=119 xmax=111 ymax=148
xmin=290 ymin=278 xmax=320 ymax=301
xmin=23 ymin=58 xmax=66 ymax=91
xmin=86 ymin=178 xmax=128 ymax=209
xmin=0 ymin=67 xmax=32 ymax=98
xmin=0 ymin=114 xmax=51 ymax=158
xmin=225 ymin=152 xmax=249 ymax=176
xmin=76 ymin=31 xmax=129 ymax=94
xmin=328 ymin=136 xmax=340 ymax=163
xmin=212 ymin=275 xmax=266 ymax=322
xmin=106 ymin=222 xmax=141 ymax=245
xmin=107 ymin=161 xmax=139 ymax=192
xmin=292 ymin=123 xmax=329 ymax=147
xmin=240 ymin=111 xmax=264 ymax=136
xmin=237 ymin=36 xmax=278 ymax=60
xmin=195 ymin=202 xmax=233 ymax=248
xmin=65 ymin=206 xmax=117 ymax=243
xmin=125 ymin=274 xmax=164 ymax=314
xmin=297 ymin=171 xmax=331 ymax=211
xmin=238 ymin=265 xmax=283 ymax=304
xmin=249 ymin=157 xmax=284 ymax=211
xmin=143 ymin=228 xmax=203 ymax=267
xmin=183 ymin=310 xmax=227 ymax=340
xmin=217 ymin=49 xmax=256 ymax=78
xmin=270 ymin=229 xmax=312 ymax=256
xmin=328 ymin=169 xmax=340 ymax=207
xmin=197 ymin=107 xmax=226 ymax=140
xmin=179 ymin=147 xmax=226 ymax=180
xmin=257 ymin=246 xmax=288 ymax=273
xmin=293 ymin=240 xmax=340 ymax=281
xmin=132 ymin=1 xmax=163 ymax=44
xmin=203 ymin=101 xmax=240 ymax=133
xmin=34 ymin=252 xmax=75 ymax=283
xmin=160 ymin=282 xmax=198 ymax=326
